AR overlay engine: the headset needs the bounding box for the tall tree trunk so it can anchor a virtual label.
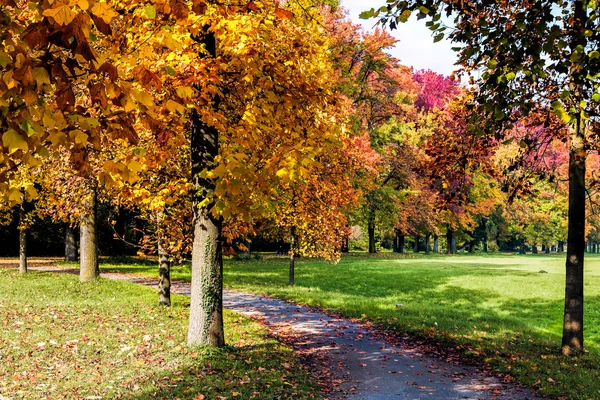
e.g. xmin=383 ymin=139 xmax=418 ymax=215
xmin=425 ymin=233 xmax=431 ymax=254
xmin=187 ymin=29 xmax=224 ymax=347
xmin=399 ymin=233 xmax=405 ymax=254
xmin=413 ymin=235 xmax=419 ymax=253
xmin=80 ymin=186 xmax=99 ymax=282
xmin=532 ymin=243 xmax=538 ymax=254
xmin=289 ymin=227 xmax=296 ymax=286
xmin=446 ymin=227 xmax=454 ymax=255
xmin=519 ymin=242 xmax=526 ymax=254
xmin=19 ymin=206 xmax=26 ymax=274
xmin=562 ymin=0 xmax=587 ymax=356
xmin=392 ymin=229 xmax=398 ymax=253
xmin=558 ymin=241 xmax=565 ymax=253
xmin=368 ymin=207 xmax=376 ymax=253
xmin=468 ymin=240 xmax=475 ymax=253
xmin=433 ymin=235 xmax=439 ymax=253
xmin=158 ymin=227 xmax=171 ymax=307
xmin=65 ymin=225 xmax=78 ymax=262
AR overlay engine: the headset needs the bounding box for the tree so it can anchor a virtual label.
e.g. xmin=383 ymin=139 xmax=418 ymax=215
xmin=376 ymin=0 xmax=600 ymax=355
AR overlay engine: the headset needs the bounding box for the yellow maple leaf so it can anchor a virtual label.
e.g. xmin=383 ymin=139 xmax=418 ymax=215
xmin=91 ymin=1 xmax=118 ymax=24
xmin=42 ymin=5 xmax=76 ymax=26
xmin=2 ymin=129 xmax=28 ymax=154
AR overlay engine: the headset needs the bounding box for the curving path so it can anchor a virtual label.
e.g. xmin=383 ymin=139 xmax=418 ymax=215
xmin=27 ymin=265 xmax=545 ymax=400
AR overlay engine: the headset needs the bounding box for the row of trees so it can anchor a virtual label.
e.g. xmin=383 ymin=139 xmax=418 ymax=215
xmin=2 ymin=0 xmax=599 ymax=358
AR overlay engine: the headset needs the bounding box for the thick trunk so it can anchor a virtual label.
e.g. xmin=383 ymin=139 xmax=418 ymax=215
xmin=65 ymin=225 xmax=78 ymax=262
xmin=468 ymin=240 xmax=475 ymax=253
xmin=413 ymin=235 xmax=419 ymax=253
xmin=446 ymin=227 xmax=454 ymax=254
xmin=425 ymin=233 xmax=431 ymax=254
xmin=158 ymin=231 xmax=171 ymax=307
xmin=562 ymin=90 xmax=587 ymax=355
xmin=79 ymin=186 xmax=99 ymax=282
xmin=433 ymin=235 xmax=439 ymax=253
xmin=19 ymin=206 xmax=26 ymax=274
xmin=187 ymin=30 xmax=224 ymax=346
xmin=289 ymin=227 xmax=296 ymax=286
xmin=399 ymin=233 xmax=405 ymax=254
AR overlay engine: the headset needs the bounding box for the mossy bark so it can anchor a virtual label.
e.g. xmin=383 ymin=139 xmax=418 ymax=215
xmin=187 ymin=29 xmax=224 ymax=347
xmin=158 ymin=233 xmax=171 ymax=307
xmin=80 ymin=186 xmax=99 ymax=282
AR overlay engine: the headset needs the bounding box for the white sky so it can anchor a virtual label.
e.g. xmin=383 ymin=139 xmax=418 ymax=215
xmin=340 ymin=0 xmax=459 ymax=77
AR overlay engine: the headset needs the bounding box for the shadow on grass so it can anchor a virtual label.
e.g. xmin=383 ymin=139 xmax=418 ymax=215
xmin=130 ymin=343 xmax=316 ymax=400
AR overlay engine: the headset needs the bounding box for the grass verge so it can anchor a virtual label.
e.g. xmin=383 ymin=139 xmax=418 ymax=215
xmin=0 ymin=268 xmax=318 ymax=399
xmin=98 ymin=253 xmax=600 ymax=400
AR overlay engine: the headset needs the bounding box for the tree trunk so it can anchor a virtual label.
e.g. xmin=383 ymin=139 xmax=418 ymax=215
xmin=79 ymin=186 xmax=99 ymax=282
xmin=392 ymin=229 xmax=398 ymax=252
xmin=532 ymin=243 xmax=538 ymax=254
xmin=562 ymin=79 xmax=587 ymax=355
xmin=425 ymin=233 xmax=431 ymax=254
xmin=558 ymin=241 xmax=565 ymax=253
xmin=482 ymin=218 xmax=488 ymax=253
xmin=19 ymin=206 xmax=26 ymax=274
xmin=542 ymin=244 xmax=546 ymax=252
xmin=446 ymin=227 xmax=454 ymax=254
xmin=413 ymin=235 xmax=419 ymax=253
xmin=158 ymin=231 xmax=171 ymax=307
xmin=545 ymin=245 xmax=550 ymax=254
xmin=65 ymin=225 xmax=78 ymax=262
xmin=399 ymin=233 xmax=405 ymax=254
xmin=289 ymin=227 xmax=296 ymax=286
xmin=468 ymin=240 xmax=475 ymax=253
xmin=368 ymin=208 xmax=376 ymax=254
xmin=433 ymin=235 xmax=439 ymax=253
xmin=519 ymin=242 xmax=526 ymax=254
xmin=187 ymin=29 xmax=224 ymax=347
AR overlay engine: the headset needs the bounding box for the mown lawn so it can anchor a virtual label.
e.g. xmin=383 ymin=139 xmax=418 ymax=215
xmin=101 ymin=252 xmax=600 ymax=399
xmin=0 ymin=268 xmax=318 ymax=399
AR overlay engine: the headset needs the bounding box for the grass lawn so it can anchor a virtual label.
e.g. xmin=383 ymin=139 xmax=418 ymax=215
xmin=0 ymin=268 xmax=318 ymax=400
xmin=100 ymin=252 xmax=600 ymax=400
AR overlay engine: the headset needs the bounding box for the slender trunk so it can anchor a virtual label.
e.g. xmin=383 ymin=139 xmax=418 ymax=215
xmin=433 ymin=235 xmax=439 ymax=253
xmin=158 ymin=228 xmax=171 ymax=307
xmin=65 ymin=225 xmax=78 ymax=262
xmin=413 ymin=235 xmax=419 ymax=253
xmin=19 ymin=206 xmax=26 ymax=274
xmin=368 ymin=207 xmax=376 ymax=254
xmin=79 ymin=186 xmax=99 ymax=282
xmin=392 ymin=229 xmax=398 ymax=253
xmin=399 ymin=233 xmax=405 ymax=254
xmin=446 ymin=227 xmax=454 ymax=254
xmin=425 ymin=233 xmax=431 ymax=254
xmin=561 ymin=0 xmax=587 ymax=356
xmin=187 ymin=29 xmax=224 ymax=347
xmin=289 ymin=227 xmax=296 ymax=286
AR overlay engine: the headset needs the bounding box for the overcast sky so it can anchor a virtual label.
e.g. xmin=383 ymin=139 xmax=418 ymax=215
xmin=340 ymin=0 xmax=458 ymax=77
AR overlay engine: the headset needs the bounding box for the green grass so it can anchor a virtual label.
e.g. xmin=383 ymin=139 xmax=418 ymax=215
xmin=99 ymin=252 xmax=600 ymax=399
xmin=0 ymin=268 xmax=318 ymax=400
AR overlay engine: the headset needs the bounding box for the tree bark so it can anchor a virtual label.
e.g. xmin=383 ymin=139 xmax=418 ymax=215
xmin=413 ymin=235 xmax=419 ymax=253
xmin=468 ymin=240 xmax=475 ymax=253
xmin=289 ymin=227 xmax=296 ymax=286
xmin=446 ymin=227 xmax=454 ymax=254
xmin=433 ymin=235 xmax=439 ymax=253
xmin=65 ymin=225 xmax=78 ymax=262
xmin=561 ymin=0 xmax=587 ymax=356
xmin=187 ymin=29 xmax=225 ymax=346
xmin=425 ymin=233 xmax=431 ymax=254
xmin=19 ymin=206 xmax=26 ymax=274
xmin=368 ymin=207 xmax=376 ymax=253
xmin=158 ymin=230 xmax=171 ymax=307
xmin=519 ymin=242 xmax=526 ymax=254
xmin=399 ymin=233 xmax=405 ymax=254
xmin=79 ymin=186 xmax=99 ymax=282
xmin=532 ymin=243 xmax=538 ymax=254
xmin=558 ymin=241 xmax=565 ymax=253
xmin=392 ymin=229 xmax=398 ymax=253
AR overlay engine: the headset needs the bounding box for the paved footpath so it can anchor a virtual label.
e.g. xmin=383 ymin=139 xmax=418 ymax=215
xmin=37 ymin=267 xmax=545 ymax=400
